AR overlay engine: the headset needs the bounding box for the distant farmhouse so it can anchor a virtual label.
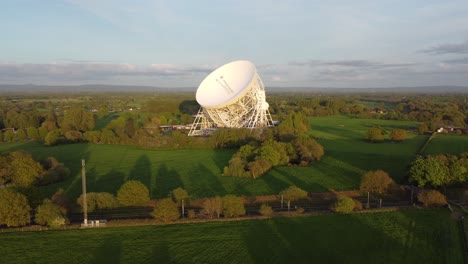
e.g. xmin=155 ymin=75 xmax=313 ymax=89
xmin=436 ymin=126 xmax=467 ymax=134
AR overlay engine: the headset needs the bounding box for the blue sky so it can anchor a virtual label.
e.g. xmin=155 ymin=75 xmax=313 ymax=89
xmin=1 ymin=0 xmax=467 ymax=88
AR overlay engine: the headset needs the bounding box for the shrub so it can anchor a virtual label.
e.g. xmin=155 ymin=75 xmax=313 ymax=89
xmin=152 ymin=198 xmax=179 ymax=223
xmin=201 ymin=197 xmax=223 ymax=219
xmin=64 ymin=130 xmax=83 ymax=142
xmin=35 ymin=199 xmax=69 ymax=227
xmin=222 ymin=195 xmax=246 ymax=218
xmin=259 ymin=204 xmax=273 ymax=217
xmin=187 ymin=209 xmax=196 ymax=219
xmin=353 ymin=199 xmax=363 ymax=211
xmin=295 ymin=207 xmax=305 ymax=215
xmin=333 ymin=195 xmax=355 ymax=214
xmin=417 ymin=190 xmax=447 ymax=207
xmin=39 ymin=165 xmax=70 ymax=186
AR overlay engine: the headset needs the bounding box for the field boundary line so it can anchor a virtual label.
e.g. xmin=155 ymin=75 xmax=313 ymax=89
xmin=418 ymin=132 xmax=436 ymax=154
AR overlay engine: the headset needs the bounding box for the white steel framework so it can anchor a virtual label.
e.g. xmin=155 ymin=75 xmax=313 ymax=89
xmin=188 ymin=72 xmax=273 ymax=136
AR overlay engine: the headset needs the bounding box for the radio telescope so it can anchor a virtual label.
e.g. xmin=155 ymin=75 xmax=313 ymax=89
xmin=188 ymin=60 xmax=273 ymax=136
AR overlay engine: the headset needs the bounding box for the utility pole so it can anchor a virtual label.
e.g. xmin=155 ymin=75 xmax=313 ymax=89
xmin=367 ymin=192 xmax=370 ymax=209
xmin=81 ymin=159 xmax=87 ymax=226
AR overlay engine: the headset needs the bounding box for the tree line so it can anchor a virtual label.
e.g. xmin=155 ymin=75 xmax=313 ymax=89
xmin=221 ymin=111 xmax=324 ymax=178
xmin=0 ymin=150 xmax=70 ymax=188
xmin=408 ymin=152 xmax=468 ymax=188
xmin=1 ymin=166 xmax=451 ymax=228
xmin=1 ymin=92 xmax=465 ymax=149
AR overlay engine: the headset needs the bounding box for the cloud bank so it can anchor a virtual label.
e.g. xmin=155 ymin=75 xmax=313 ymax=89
xmin=2 ymin=57 xmax=466 ymax=88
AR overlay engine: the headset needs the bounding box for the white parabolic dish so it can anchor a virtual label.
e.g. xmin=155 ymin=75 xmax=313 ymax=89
xmin=196 ymin=60 xmax=256 ymax=108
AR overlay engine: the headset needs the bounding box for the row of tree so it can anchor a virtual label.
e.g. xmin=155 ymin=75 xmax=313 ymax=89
xmin=408 ymin=153 xmax=468 ymax=188
xmin=222 ymin=111 xmax=324 ymax=178
xmin=0 ymin=188 xmax=69 ymax=228
xmin=366 ymin=127 xmax=407 ymax=143
xmin=0 ymin=151 xmax=70 ymax=187
xmin=0 ymin=171 xmax=449 ymax=228
xmin=223 ymin=137 xmax=324 ymax=178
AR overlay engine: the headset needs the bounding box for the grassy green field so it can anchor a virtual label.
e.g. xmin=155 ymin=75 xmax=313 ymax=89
xmin=0 ymin=116 xmax=428 ymax=199
xmin=0 ymin=209 xmax=462 ymax=264
xmin=423 ymin=133 xmax=468 ymax=155
xmin=309 ymin=115 xmax=426 ymax=183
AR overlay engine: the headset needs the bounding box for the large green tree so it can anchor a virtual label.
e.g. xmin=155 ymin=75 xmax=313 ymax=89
xmin=117 ymin=180 xmax=150 ymax=206
xmin=0 ymin=151 xmax=43 ymax=187
xmin=366 ymin=126 xmax=385 ymax=143
xmin=26 ymin=127 xmax=40 ymax=140
xmin=293 ymin=136 xmax=324 ymax=164
xmin=61 ymin=108 xmax=95 ymax=132
xmin=44 ymin=130 xmax=63 ymax=146
xmin=389 ymin=129 xmax=407 ymax=142
xmin=360 ymin=170 xmax=394 ymax=195
xmin=0 ymin=188 xmax=31 ymax=227
xmin=409 ymin=156 xmax=449 ymax=187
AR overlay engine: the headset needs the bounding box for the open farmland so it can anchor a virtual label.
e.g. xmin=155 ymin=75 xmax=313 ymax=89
xmin=423 ymin=134 xmax=468 ymax=155
xmin=309 ymin=116 xmax=426 ymax=182
xmin=0 ymin=116 xmax=427 ymax=199
xmin=0 ymin=209 xmax=462 ymax=264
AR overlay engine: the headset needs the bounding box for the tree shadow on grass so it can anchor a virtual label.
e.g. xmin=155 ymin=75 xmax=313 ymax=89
xmin=186 ymin=164 xmax=226 ymax=198
xmin=153 ymin=163 xmax=183 ymax=198
xmin=129 ymin=154 xmax=152 ymax=196
xmin=93 ymin=169 xmax=126 ymax=195
xmin=149 ymin=241 xmax=171 ymax=263
xmin=244 ymin=213 xmax=429 ymax=264
xmin=313 ymin=125 xmax=363 ymax=140
xmin=211 ymin=149 xmax=237 ymax=170
xmin=262 ymin=167 xmax=304 ymax=194
xmin=90 ymin=236 xmax=121 ymax=264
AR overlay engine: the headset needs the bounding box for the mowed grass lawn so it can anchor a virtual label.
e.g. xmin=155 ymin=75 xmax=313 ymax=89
xmin=0 ymin=116 xmax=426 ymax=199
xmin=0 ymin=209 xmax=462 ymax=264
xmin=423 ymin=133 xmax=468 ymax=155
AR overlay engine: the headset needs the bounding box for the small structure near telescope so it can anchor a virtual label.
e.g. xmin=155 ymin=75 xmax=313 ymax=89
xmin=188 ymin=60 xmax=273 ymax=136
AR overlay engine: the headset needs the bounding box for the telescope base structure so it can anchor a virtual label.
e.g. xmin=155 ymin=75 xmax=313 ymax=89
xmin=188 ymin=105 xmax=274 ymax=136
xmin=188 ymin=108 xmax=218 ymax=136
